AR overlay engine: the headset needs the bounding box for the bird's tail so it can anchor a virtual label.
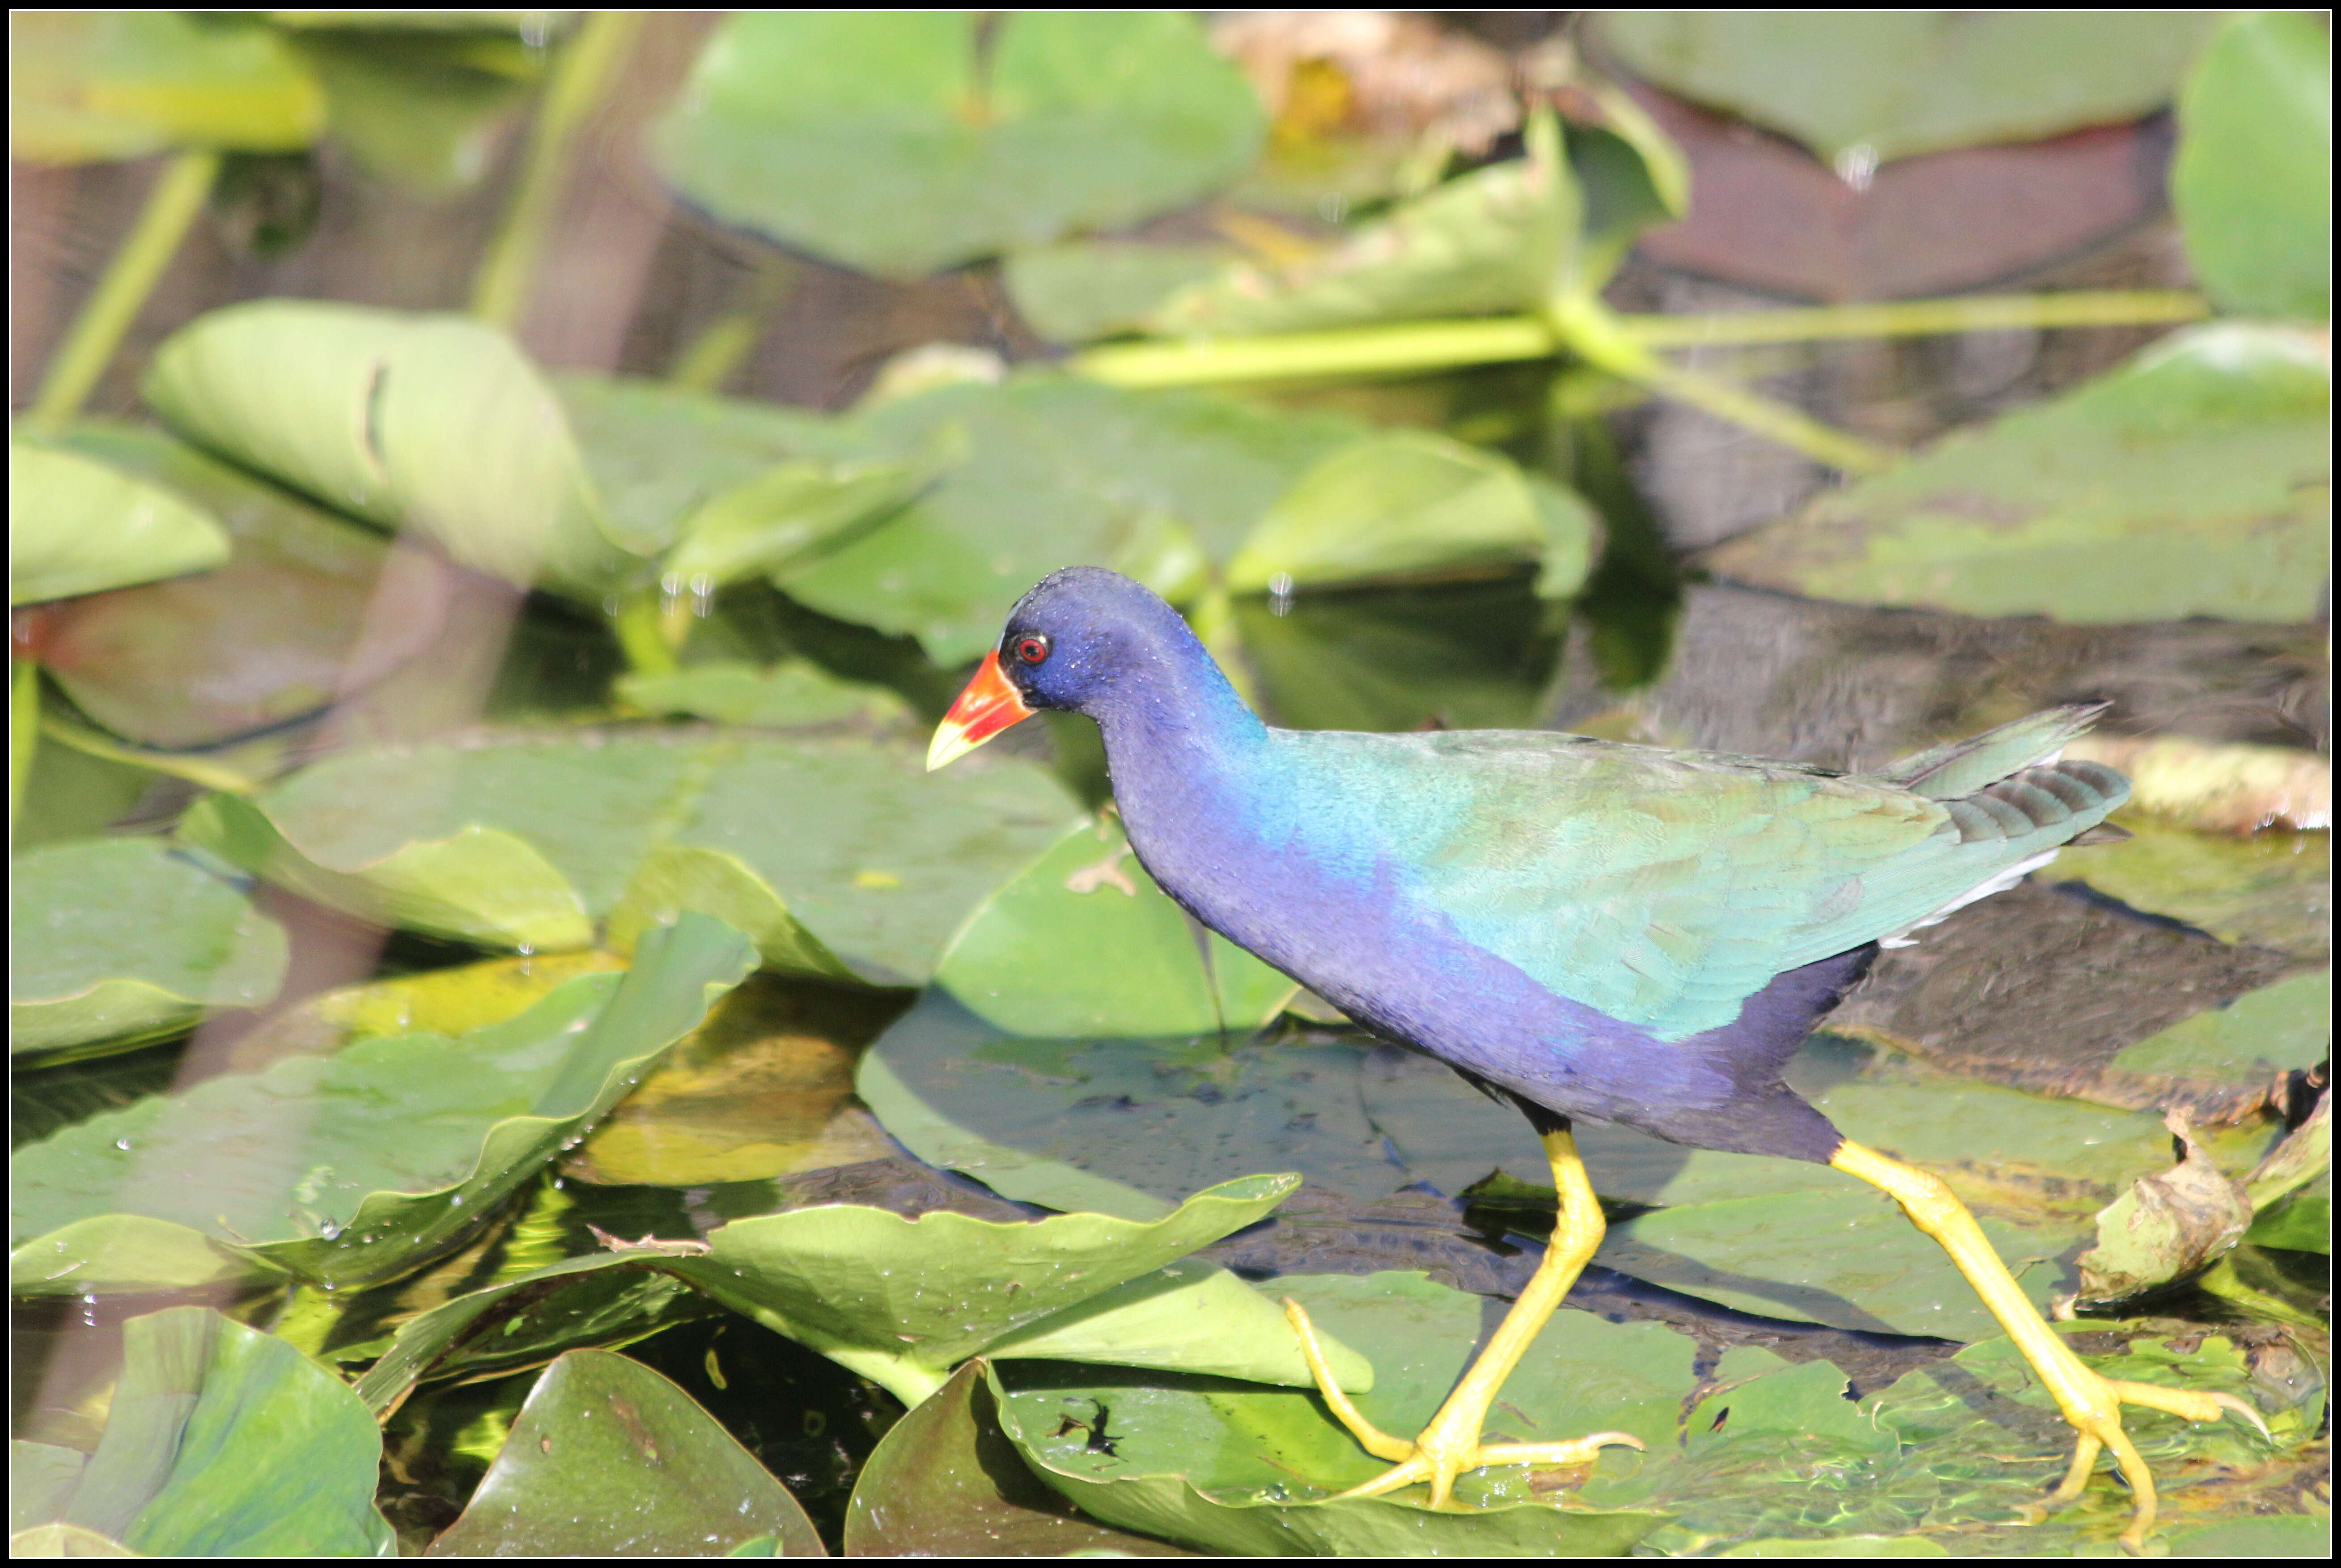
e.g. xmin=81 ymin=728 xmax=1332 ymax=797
xmin=1857 ymin=702 xmax=2115 ymax=801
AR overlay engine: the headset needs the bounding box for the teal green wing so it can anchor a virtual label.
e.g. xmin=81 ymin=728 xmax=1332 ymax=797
xmin=1334 ymin=712 xmax=2125 ymax=1041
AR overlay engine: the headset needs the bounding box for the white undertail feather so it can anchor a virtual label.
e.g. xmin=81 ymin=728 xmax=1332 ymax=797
xmin=1878 ymin=848 xmax=2061 ymax=949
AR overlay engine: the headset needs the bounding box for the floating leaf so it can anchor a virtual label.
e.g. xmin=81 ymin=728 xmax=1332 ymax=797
xmin=776 ymin=376 xmax=1359 ymax=665
xmin=2043 ymin=819 xmax=2328 ymax=962
xmin=18 ymin=423 xmax=432 ymax=751
xmin=357 ymin=1174 xmax=1350 ymax=1411
xmin=143 ymin=301 xmax=623 ymax=595
xmin=11 ymin=838 xmax=287 ymax=1064
xmin=180 ymin=728 xmax=1081 ymax=983
xmin=2172 ymin=11 xmax=2331 ymax=320
xmin=2077 ymin=1113 xmax=2252 ymax=1303
xmin=1004 ymin=242 xmax=1235 ymax=345
xmin=428 ymin=1349 xmax=824 ymax=1556
xmin=23 ymin=1308 xmax=391 ymax=1555
xmin=2111 ymin=971 xmax=2329 ymax=1085
xmin=615 ymin=661 xmax=909 ymax=730
xmin=1149 ymin=131 xmax=1573 ymax=336
xmin=10 ymin=11 xmax=325 ymax=163
xmin=843 ymin=1359 xmax=1192 ymax=1555
xmin=1225 ymin=430 xmax=1593 ymax=597
xmin=222 ymin=949 xmax=626 ymax=1071
xmin=10 ymin=914 xmax=755 ymax=1293
xmin=663 ymin=456 xmax=937 ymax=591
xmin=992 ymin=1271 xmax=1673 ymax=1554
xmin=555 ymin=374 xmax=844 ymax=557
xmin=9 ymin=441 xmax=229 ymax=607
xmin=1598 ymin=13 xmax=2218 ymax=166
xmin=652 ymin=13 xmax=1263 ymax=279
xmin=287 ymin=25 xmax=535 ymax=197
xmin=1703 ymin=323 xmax=2330 ymax=624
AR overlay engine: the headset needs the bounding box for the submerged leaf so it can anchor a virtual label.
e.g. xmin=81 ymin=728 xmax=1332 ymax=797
xmin=428 ymin=1349 xmax=824 ymax=1556
xmin=10 ymin=838 xmax=286 ymax=1064
xmin=9 ymin=914 xmax=755 ymax=1293
xmin=652 ymin=13 xmax=1263 ymax=279
xmin=29 ymin=1308 xmax=390 ymax=1555
xmin=9 ymin=442 xmax=229 ymax=606
xmin=1704 ymin=323 xmax=2330 ymax=624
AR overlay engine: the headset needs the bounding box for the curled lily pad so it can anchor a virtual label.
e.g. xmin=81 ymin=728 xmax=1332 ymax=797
xmin=8 ymin=441 xmax=229 ymax=606
xmin=22 ymin=1307 xmax=391 ymax=1555
xmin=428 ymin=1348 xmax=824 ymax=1556
xmin=11 ymin=11 xmax=325 ymax=163
xmin=9 ymin=913 xmax=755 ymax=1293
xmin=652 ymin=13 xmax=1263 ymax=280
xmin=2172 ymin=11 xmax=2331 ymax=321
xmin=356 ymin=1174 xmax=1360 ymax=1411
xmin=1703 ymin=323 xmax=2330 ymax=624
xmin=11 ymin=838 xmax=287 ymax=1064
xmin=2075 ymin=1114 xmax=2252 ymax=1304
xmin=843 ymin=1359 xmax=1191 ymax=1555
xmin=142 ymin=301 xmax=623 ymax=595
xmin=179 ymin=728 xmax=1082 ymax=983
xmin=1149 ymin=128 xmax=1573 ymax=337
xmin=1597 ymin=13 xmax=2218 ymax=167
xmin=991 ymin=1271 xmax=1675 ymax=1554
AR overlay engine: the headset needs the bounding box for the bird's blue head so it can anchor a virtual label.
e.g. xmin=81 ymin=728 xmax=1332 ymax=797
xmin=927 ymin=567 xmax=1252 ymax=770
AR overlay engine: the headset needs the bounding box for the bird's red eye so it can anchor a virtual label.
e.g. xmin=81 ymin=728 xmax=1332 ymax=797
xmin=1013 ymin=635 xmax=1051 ymax=665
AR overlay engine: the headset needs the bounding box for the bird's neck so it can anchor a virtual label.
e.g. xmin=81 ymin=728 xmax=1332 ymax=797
xmin=1085 ymin=636 xmax=1272 ymax=860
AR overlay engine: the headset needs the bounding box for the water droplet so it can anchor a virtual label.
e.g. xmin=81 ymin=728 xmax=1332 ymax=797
xmin=114 ymin=1138 xmax=133 ymax=1152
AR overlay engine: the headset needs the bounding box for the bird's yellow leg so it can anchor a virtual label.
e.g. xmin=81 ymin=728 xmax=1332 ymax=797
xmin=1830 ymin=1141 xmax=2264 ymax=1553
xmin=1283 ymin=1124 xmax=1643 ymax=1508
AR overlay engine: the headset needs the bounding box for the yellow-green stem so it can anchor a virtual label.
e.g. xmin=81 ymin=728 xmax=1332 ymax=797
xmin=25 ymin=149 xmax=221 ymax=432
xmin=39 ymin=713 xmax=258 ymax=796
xmin=609 ymin=591 xmax=682 ymax=677
xmin=1073 ymin=317 xmax=1556 ymax=389
xmin=668 ymin=257 xmax=798 ymax=392
xmin=11 ymin=660 xmax=40 ymax=845
xmin=1623 ymin=289 xmax=2209 ymax=349
xmin=470 ymin=11 xmax=644 ymax=329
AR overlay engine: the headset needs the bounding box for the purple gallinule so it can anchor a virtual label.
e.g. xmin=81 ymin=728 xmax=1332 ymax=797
xmin=929 ymin=567 xmax=2259 ymax=1547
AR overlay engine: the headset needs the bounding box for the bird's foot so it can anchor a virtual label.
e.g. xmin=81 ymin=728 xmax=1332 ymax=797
xmin=2036 ymin=1351 xmax=2268 ymax=1553
xmin=1282 ymin=1297 xmax=1642 ymax=1509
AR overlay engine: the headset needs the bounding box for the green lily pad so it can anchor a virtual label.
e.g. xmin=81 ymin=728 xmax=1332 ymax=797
xmin=2038 ymin=818 xmax=2328 ymax=960
xmin=615 ymin=661 xmax=909 ymax=729
xmin=22 ymin=1307 xmax=391 ymax=1555
xmin=1149 ymin=130 xmax=1573 ymax=337
xmin=221 ymin=949 xmax=626 ymax=1070
xmin=1597 ymin=13 xmax=2218 ymax=166
xmin=553 ymin=375 xmax=845 ymax=558
xmin=287 ymin=25 xmax=536 ymax=197
xmin=775 ymin=376 xmax=1360 ymax=665
xmin=11 ymin=838 xmax=287 ymax=1064
xmin=20 ymin=423 xmax=427 ymax=751
xmin=663 ymin=453 xmax=939 ymax=591
xmin=9 ymin=913 xmax=755 ymax=1293
xmin=179 ymin=727 xmax=1082 ymax=983
xmin=9 ymin=441 xmax=230 ymax=606
xmin=2165 ymin=1516 xmax=2333 ymax=1557
xmin=1230 ymin=576 xmax=1563 ymax=734
xmin=1225 ymin=431 xmax=1592 ymax=598
xmin=1005 ymin=242 xmax=1236 ymax=345
xmin=11 ymin=734 xmax=153 ymax=852
xmin=2172 ymin=11 xmax=2330 ymax=321
xmin=356 ymin=1174 xmax=1358 ymax=1411
xmin=651 ymin=12 xmax=1263 ymax=280
xmin=2111 ymin=971 xmax=2329 ymax=1084
xmin=1704 ymin=322 xmax=2330 ymax=624
xmin=844 ymin=1358 xmax=1192 ymax=1555
xmin=428 ymin=1348 xmax=825 ymax=1556
xmin=11 ymin=11 xmax=326 ymax=163
xmin=142 ymin=301 xmax=623 ymax=595
xmin=992 ymin=1271 xmax=1675 ymax=1554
